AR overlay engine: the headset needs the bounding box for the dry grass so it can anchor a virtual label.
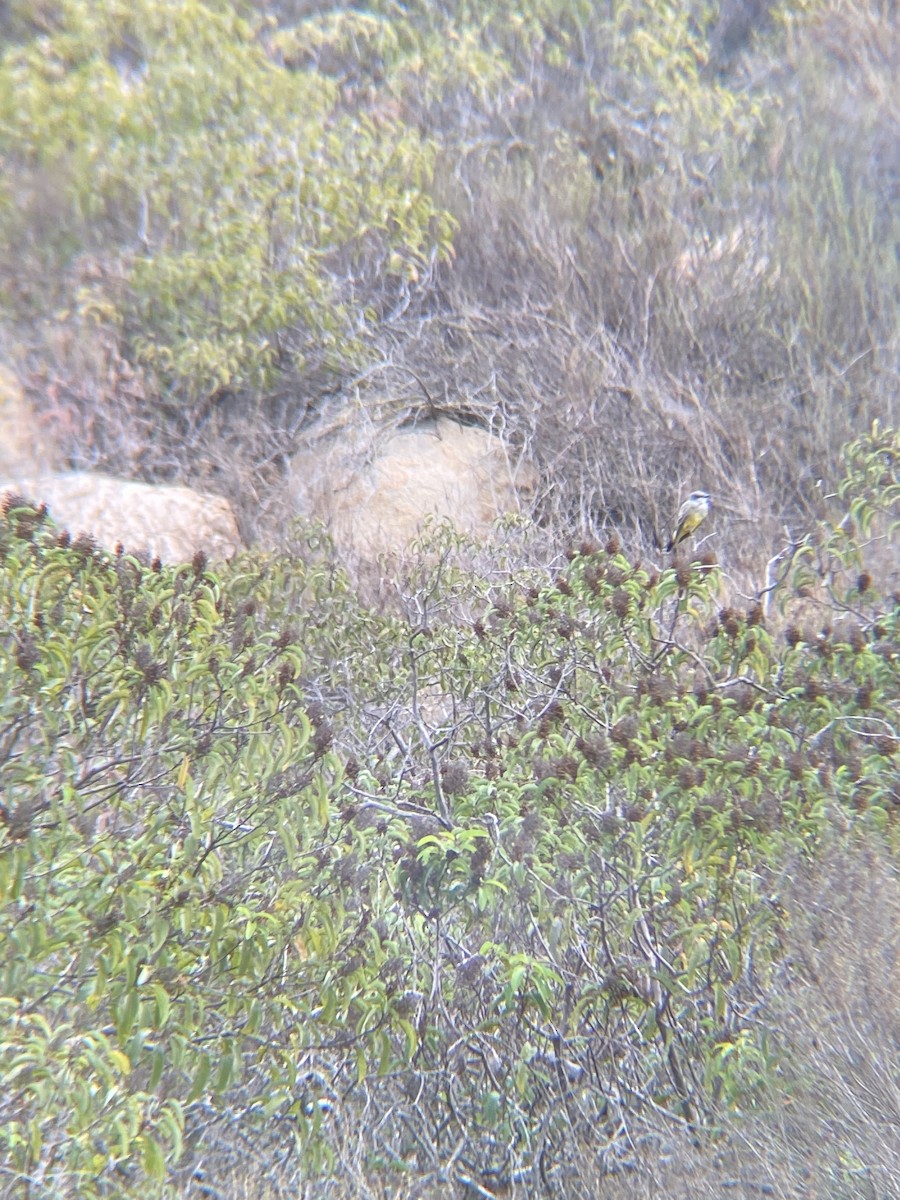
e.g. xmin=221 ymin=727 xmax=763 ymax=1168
xmin=5 ymin=0 xmax=896 ymax=594
xmin=758 ymin=836 xmax=900 ymax=1199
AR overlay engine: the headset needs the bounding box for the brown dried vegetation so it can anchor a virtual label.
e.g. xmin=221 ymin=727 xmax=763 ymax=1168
xmin=0 ymin=1 xmax=899 ymax=1198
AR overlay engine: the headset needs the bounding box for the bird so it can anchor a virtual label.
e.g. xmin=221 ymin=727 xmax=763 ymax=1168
xmin=666 ymin=490 xmax=711 ymax=552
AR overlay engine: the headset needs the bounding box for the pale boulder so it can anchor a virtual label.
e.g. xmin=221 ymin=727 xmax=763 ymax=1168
xmin=290 ymin=417 xmax=533 ymax=557
xmin=1 ymin=472 xmax=242 ymax=562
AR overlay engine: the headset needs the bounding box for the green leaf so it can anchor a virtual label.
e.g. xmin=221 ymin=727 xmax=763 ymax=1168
xmin=186 ymin=1052 xmax=212 ymax=1104
xmin=140 ymin=1133 xmax=166 ymax=1180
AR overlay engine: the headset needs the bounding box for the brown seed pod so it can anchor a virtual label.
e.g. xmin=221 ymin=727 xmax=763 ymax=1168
xmin=677 ymin=765 xmax=698 ymax=789
xmin=611 ymin=587 xmax=630 ymax=618
xmin=675 ymin=562 xmax=693 ymax=590
xmin=855 ymin=682 xmax=874 ymax=709
xmin=610 ymin=715 xmax=638 ymax=745
xmin=849 ymin=625 xmax=866 ymax=653
xmin=441 ymin=761 xmax=471 ymax=796
xmin=576 ymin=734 xmax=611 ymax=768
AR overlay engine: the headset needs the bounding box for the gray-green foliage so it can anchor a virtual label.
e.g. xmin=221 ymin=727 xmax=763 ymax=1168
xmin=0 ymin=429 xmax=896 ymax=1195
xmin=0 ymin=522 xmax=344 ymax=1191
xmin=0 ymin=0 xmax=453 ymax=397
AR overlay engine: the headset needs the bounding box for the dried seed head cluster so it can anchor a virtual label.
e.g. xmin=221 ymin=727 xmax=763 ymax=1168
xmin=804 ymin=678 xmax=824 ymax=701
xmin=873 ymin=637 xmax=894 ymax=662
xmin=72 ymin=532 xmax=98 ymax=559
xmin=554 ymin=755 xmax=580 ymax=781
xmin=15 ymin=632 xmax=39 ymax=672
xmin=584 ymin=564 xmax=604 ymax=595
xmin=677 ymin=764 xmax=699 ymax=790
xmin=2 ymin=493 xmax=27 ymax=516
xmin=576 ymin=734 xmax=611 ymax=768
xmin=133 ymin=643 xmax=166 ymax=684
xmin=456 ymin=954 xmax=486 ymax=987
xmin=719 ymin=608 xmax=741 ymax=638
xmin=557 ymin=614 xmax=576 ymax=640
xmin=275 ymin=625 xmax=297 ymax=651
xmin=537 ymin=700 xmax=565 ymax=738
xmin=440 ymin=761 xmax=470 ymax=796
xmin=610 ymin=715 xmax=638 ymax=746
xmin=313 ymin=721 xmax=334 ymax=758
xmin=645 ymin=673 xmax=675 ymax=704
xmin=786 ymin=751 xmax=808 ymax=781
xmin=731 ymin=683 xmax=757 ymax=714
xmin=344 ymin=756 xmax=360 ymax=782
xmin=598 ymin=810 xmax=620 ymax=834
xmin=2 ymin=496 xmax=48 ymax=540
xmin=611 ymin=587 xmax=630 ymax=618
xmin=469 ymin=839 xmax=492 ymax=885
xmin=855 ymin=682 xmax=873 ymax=709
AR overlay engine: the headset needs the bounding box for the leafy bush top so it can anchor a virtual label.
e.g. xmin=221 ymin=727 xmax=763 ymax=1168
xmin=0 ymin=0 xmax=454 ymax=398
xmin=0 ymin=426 xmax=896 ymax=1195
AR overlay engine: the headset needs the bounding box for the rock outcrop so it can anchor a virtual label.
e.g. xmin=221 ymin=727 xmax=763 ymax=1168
xmin=1 ymin=472 xmax=242 ymax=562
xmin=290 ymin=416 xmax=534 ymax=558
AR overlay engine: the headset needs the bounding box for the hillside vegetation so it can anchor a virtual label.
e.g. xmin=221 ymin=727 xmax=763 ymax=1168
xmin=1 ymin=427 xmax=897 ymax=1197
xmin=0 ymin=0 xmax=896 ymax=562
xmin=0 ymin=0 xmax=898 ymax=1197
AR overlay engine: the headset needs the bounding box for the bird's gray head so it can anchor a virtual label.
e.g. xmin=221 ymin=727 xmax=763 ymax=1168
xmin=688 ymin=490 xmax=710 ymax=505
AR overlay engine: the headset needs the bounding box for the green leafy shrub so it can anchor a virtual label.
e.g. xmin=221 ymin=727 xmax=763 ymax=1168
xmin=0 ymin=0 xmax=453 ymax=401
xmin=1 ymin=428 xmax=896 ymax=1195
xmin=0 ymin=517 xmax=349 ymax=1192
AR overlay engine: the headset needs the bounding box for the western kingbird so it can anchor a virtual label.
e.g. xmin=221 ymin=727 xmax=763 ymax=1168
xmin=667 ymin=490 xmax=710 ymax=551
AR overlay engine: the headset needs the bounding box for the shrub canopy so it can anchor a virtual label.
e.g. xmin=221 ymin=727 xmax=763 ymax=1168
xmin=0 ymin=425 xmax=897 ymax=1195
